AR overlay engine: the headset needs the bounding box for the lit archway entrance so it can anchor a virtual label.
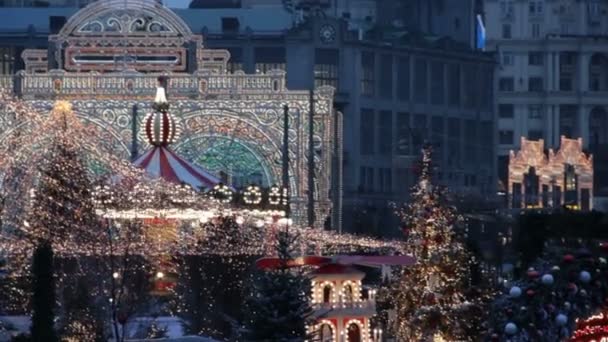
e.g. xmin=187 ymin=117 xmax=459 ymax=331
xmin=347 ymin=323 xmax=361 ymax=342
xmin=320 ymin=323 xmax=333 ymax=342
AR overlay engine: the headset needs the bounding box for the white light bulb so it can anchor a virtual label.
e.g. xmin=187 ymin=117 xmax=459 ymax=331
xmin=155 ymin=87 xmax=167 ymax=104
xmin=156 ymin=271 xmax=164 ymax=279
xmin=112 ymin=272 xmax=119 ymax=279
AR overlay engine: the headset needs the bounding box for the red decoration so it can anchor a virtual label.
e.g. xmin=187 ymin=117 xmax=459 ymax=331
xmin=564 ymin=254 xmax=575 ymax=263
xmin=526 ymin=289 xmax=535 ymax=297
xmin=144 ymin=111 xmax=177 ymax=146
xmin=570 ymin=309 xmax=608 ymax=341
xmin=527 ymin=270 xmax=540 ymax=278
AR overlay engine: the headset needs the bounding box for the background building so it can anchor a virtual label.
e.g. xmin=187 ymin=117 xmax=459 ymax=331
xmin=483 ymin=0 xmax=608 ymax=209
xmin=0 ymin=0 xmax=497 ymax=235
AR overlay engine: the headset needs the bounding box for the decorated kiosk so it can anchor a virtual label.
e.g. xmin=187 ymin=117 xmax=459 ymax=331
xmin=257 ymin=255 xmax=415 ymax=342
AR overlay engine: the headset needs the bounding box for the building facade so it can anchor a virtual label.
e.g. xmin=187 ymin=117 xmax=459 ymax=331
xmin=484 ymin=0 xmax=608 ymax=209
xmin=0 ymin=0 xmax=496 ymax=235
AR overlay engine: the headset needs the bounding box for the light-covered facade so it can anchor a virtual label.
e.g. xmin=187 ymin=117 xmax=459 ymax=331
xmin=0 ymin=0 xmax=497 ymax=235
xmin=484 ymin=0 xmax=608 ymax=208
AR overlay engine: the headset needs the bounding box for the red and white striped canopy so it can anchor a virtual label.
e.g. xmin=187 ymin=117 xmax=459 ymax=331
xmin=134 ymin=146 xmax=222 ymax=191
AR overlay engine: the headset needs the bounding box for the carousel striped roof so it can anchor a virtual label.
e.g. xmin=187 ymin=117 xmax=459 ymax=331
xmin=133 ymin=146 xmax=222 ymax=191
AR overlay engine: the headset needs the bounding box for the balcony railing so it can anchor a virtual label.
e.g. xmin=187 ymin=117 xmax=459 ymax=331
xmin=0 ymin=75 xmax=13 ymax=91
xmin=312 ymin=299 xmax=376 ymax=313
xmin=1 ymin=71 xmax=292 ymax=98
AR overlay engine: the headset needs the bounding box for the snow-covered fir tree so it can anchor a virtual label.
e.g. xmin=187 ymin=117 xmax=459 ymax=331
xmin=242 ymin=230 xmax=312 ymax=341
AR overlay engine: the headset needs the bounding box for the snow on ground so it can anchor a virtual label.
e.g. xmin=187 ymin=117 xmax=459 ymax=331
xmin=0 ymin=316 xmax=219 ymax=342
xmin=0 ymin=316 xmax=31 ymax=341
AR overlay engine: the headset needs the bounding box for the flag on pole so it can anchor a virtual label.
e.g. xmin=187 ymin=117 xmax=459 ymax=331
xmin=476 ymin=14 xmax=486 ymax=51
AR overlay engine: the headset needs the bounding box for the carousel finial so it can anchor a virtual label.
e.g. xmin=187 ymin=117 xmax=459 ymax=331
xmin=153 ymin=76 xmax=169 ymax=112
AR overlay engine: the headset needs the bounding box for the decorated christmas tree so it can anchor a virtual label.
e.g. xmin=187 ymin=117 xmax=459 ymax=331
xmin=242 ymin=230 xmax=312 ymax=341
xmin=389 ymin=144 xmax=487 ymax=341
xmin=27 ymin=102 xmax=97 ymax=247
xmin=27 ymin=102 xmax=98 ymax=342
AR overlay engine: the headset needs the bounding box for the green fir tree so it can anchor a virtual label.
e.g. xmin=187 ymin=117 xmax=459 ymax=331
xmin=243 ymin=231 xmax=312 ymax=341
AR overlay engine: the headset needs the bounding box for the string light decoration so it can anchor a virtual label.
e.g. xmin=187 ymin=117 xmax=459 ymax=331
xmin=92 ymin=184 xmax=115 ymax=207
xmin=143 ymin=111 xmax=179 ymax=146
xmin=268 ymin=185 xmax=282 ymax=206
xmin=242 ymin=184 xmax=263 ymax=205
xmin=169 ymin=183 xmax=197 ymax=206
xmin=209 ymin=183 xmax=233 ymax=204
xmin=571 ymin=310 xmax=608 ymax=341
xmin=384 ymin=144 xmax=490 ymax=341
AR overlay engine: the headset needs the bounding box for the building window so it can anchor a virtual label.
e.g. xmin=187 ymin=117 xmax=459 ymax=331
xmin=499 ymin=104 xmax=514 ymax=118
xmin=528 ymin=77 xmax=544 ymax=91
xmin=0 ymin=46 xmax=15 ymax=75
xmin=224 ymin=47 xmax=243 ymax=73
xmin=431 ymin=116 xmax=444 ymax=164
xmin=379 ymin=168 xmax=392 ymax=193
xmin=464 ymin=120 xmax=477 ymax=164
xmin=502 ymin=24 xmax=512 ymax=39
xmin=499 ymin=130 xmax=514 ymax=145
xmin=430 ymin=61 xmax=444 ymax=105
xmin=500 ymin=0 xmax=514 ymax=17
xmin=361 ymin=51 xmax=375 ymax=97
xmin=559 ymin=105 xmax=577 ymax=138
xmin=528 ymin=105 xmax=543 ymax=119
xmin=528 ymin=129 xmax=543 ymax=140
xmin=463 ymin=64 xmax=477 ymax=108
xmin=447 ymin=118 xmax=461 ymax=167
xmin=531 ymin=23 xmax=541 ymax=38
xmin=396 ymin=112 xmax=411 ymax=155
xmin=379 ymin=54 xmax=393 ymax=99
xmin=378 ymin=111 xmax=392 ymax=155
xmin=254 ymin=47 xmax=286 ymax=73
xmin=359 ymin=166 xmax=375 ymax=192
xmin=314 ymin=48 xmax=339 ymax=90
xmin=529 ymin=1 xmax=544 ymax=16
xmin=360 ymin=109 xmax=375 ymax=155
xmin=529 ymin=52 xmax=543 ymax=65
xmin=397 ymin=56 xmax=410 ymax=101
xmin=414 ymin=59 xmax=428 ymax=104
xmin=499 ymin=77 xmax=514 ymax=91
xmin=448 ymin=64 xmax=460 ymax=106
xmin=559 ymin=77 xmax=572 ymax=91
xmin=413 ymin=114 xmax=427 ymax=153
xmin=502 ymin=52 xmax=514 ymax=66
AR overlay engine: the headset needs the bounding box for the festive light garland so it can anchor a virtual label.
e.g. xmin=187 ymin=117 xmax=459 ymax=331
xmin=242 ymin=184 xmax=263 ymax=205
xmin=0 ymin=93 xmax=408 ymax=339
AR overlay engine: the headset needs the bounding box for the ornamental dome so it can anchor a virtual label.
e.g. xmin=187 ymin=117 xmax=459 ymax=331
xmin=144 ymin=111 xmax=177 ymax=146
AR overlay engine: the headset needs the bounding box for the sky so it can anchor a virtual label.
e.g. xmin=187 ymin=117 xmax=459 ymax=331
xmin=162 ymin=0 xmax=190 ymax=9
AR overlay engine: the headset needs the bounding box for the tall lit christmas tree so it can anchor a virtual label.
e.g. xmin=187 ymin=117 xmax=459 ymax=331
xmin=27 ymin=101 xmax=97 ymax=246
xmin=27 ymin=101 xmax=98 ymax=342
xmin=389 ymin=143 xmax=486 ymax=341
